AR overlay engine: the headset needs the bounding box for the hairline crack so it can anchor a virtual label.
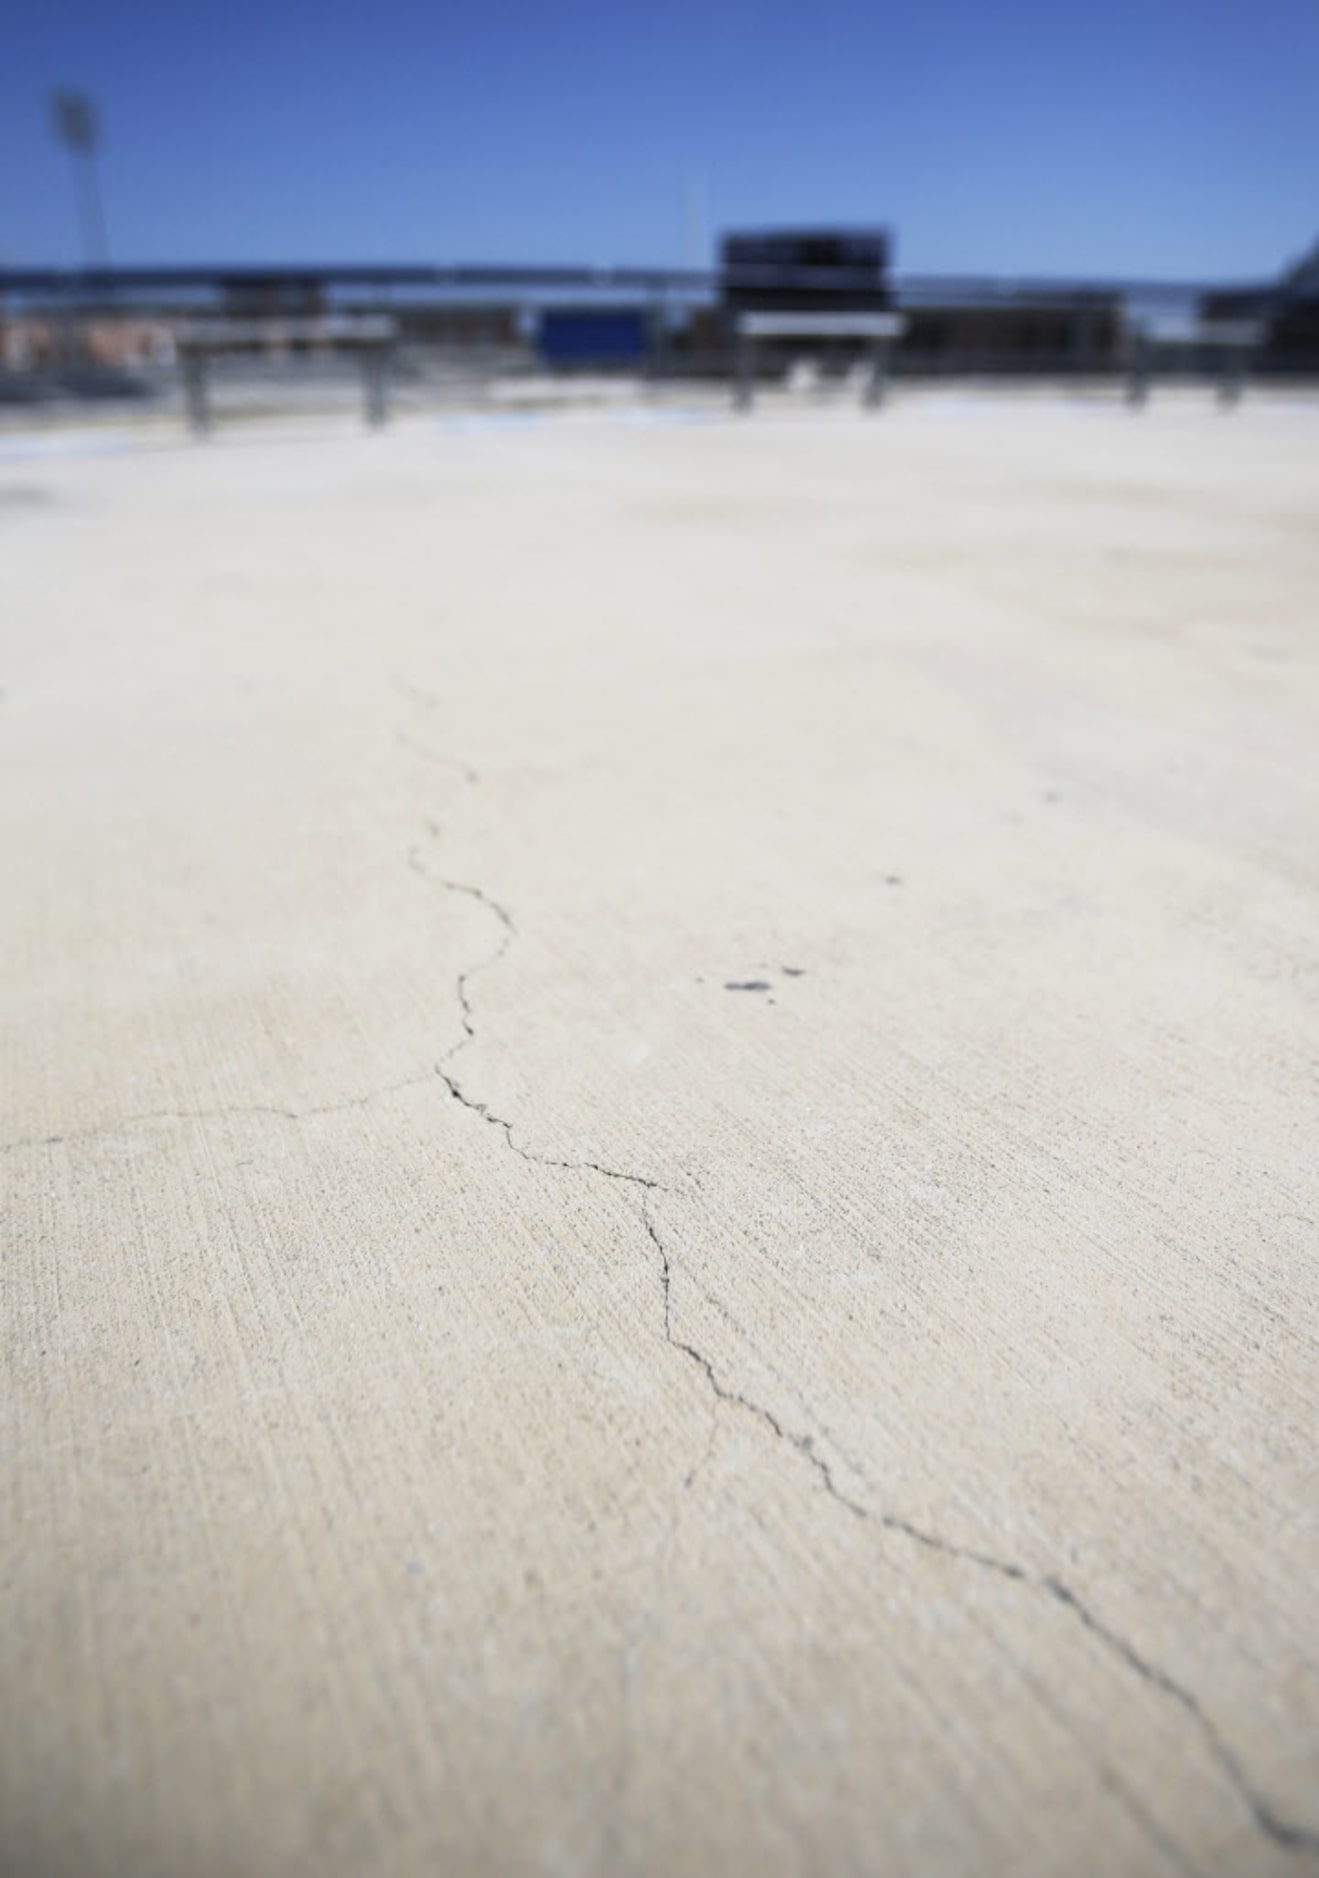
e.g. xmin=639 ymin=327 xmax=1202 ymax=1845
xmin=430 ymin=840 xmax=1319 ymax=1860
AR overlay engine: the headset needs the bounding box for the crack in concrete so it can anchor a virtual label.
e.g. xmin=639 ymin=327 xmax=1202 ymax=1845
xmin=0 ymin=1074 xmax=442 ymax=1161
xmin=2 ymin=723 xmax=481 ymax=1166
xmin=406 ymin=836 xmax=668 ymax=1194
xmin=436 ymin=1060 xmax=666 ymax=1196
xmin=396 ymin=731 xmax=481 ymax=784
xmin=1042 ymin=1577 xmax=1319 ymax=1856
xmin=434 ymin=875 xmax=517 ymax=1055
xmin=648 ymin=1181 xmax=1319 ymax=1853
xmin=9 ymin=691 xmax=1314 ymax=1857
xmin=432 ymin=856 xmax=1319 ymax=1860
xmin=1002 ymin=1647 xmax=1206 ymax=1878
xmin=438 ymin=1000 xmax=664 ymax=1194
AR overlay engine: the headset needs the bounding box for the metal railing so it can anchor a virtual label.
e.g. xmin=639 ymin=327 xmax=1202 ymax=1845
xmin=0 ymin=261 xmax=1305 ymax=429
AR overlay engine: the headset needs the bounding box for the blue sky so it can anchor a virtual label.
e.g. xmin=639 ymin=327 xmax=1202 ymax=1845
xmin=3 ymin=0 xmax=1317 ymax=279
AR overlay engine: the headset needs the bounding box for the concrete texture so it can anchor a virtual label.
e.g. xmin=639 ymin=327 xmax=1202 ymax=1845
xmin=2 ymin=392 xmax=1317 ymax=1877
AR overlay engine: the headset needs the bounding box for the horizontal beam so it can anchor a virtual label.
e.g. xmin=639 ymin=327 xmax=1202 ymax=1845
xmin=0 ymin=263 xmax=715 ymax=295
xmin=177 ymin=315 xmax=397 ymax=346
xmin=739 ymin=311 xmax=906 ymax=337
xmin=0 ymin=264 xmax=1279 ymax=309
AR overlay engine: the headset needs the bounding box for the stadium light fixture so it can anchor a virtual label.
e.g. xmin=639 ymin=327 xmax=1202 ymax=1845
xmin=51 ymin=90 xmax=110 ymax=269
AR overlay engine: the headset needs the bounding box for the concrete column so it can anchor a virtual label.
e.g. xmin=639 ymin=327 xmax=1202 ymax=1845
xmin=1217 ymin=348 xmax=1247 ymax=409
xmin=647 ymin=293 xmax=666 ymax=382
xmin=363 ymin=346 xmax=389 ymax=428
xmin=182 ymin=349 xmax=211 ymax=437
xmin=864 ymin=337 xmax=891 ymax=409
xmin=734 ymin=328 xmax=754 ymax=411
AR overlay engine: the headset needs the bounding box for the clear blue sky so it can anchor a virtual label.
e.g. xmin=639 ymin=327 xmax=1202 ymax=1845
xmin=3 ymin=0 xmax=1317 ymax=279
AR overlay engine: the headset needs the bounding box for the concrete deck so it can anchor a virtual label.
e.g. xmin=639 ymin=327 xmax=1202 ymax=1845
xmin=3 ymin=393 xmax=1318 ymax=1876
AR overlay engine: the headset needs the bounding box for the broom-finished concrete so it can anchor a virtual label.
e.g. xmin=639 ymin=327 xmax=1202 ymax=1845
xmin=3 ymin=393 xmax=1317 ymax=1876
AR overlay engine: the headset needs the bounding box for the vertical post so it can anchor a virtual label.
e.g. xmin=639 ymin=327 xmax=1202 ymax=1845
xmin=864 ymin=336 xmax=891 ymax=409
xmin=51 ymin=93 xmax=110 ymax=270
xmin=75 ymin=147 xmax=111 ymax=271
xmin=734 ymin=323 xmax=754 ymax=411
xmin=642 ymin=287 xmax=657 ymax=383
xmin=1125 ymin=332 xmax=1150 ymax=409
xmin=57 ymin=281 xmax=79 ymax=370
xmin=1217 ymin=347 xmax=1246 ymax=409
xmin=363 ymin=344 xmax=389 ymax=428
xmin=182 ymin=347 xmax=210 ymax=437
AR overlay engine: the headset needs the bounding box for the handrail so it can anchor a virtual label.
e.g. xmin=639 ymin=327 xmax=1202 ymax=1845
xmin=0 ymin=262 xmax=1280 ymax=308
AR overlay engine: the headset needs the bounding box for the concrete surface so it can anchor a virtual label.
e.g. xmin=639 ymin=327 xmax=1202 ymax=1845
xmin=2 ymin=392 xmax=1318 ymax=1877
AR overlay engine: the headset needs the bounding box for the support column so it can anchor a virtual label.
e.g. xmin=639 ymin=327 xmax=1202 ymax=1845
xmin=734 ymin=326 xmax=754 ymax=411
xmin=647 ymin=292 xmax=666 ymax=383
xmin=363 ymin=345 xmax=389 ymax=428
xmin=181 ymin=349 xmax=210 ymax=437
xmin=1217 ymin=348 xmax=1246 ymax=409
xmin=864 ymin=337 xmax=891 ymax=409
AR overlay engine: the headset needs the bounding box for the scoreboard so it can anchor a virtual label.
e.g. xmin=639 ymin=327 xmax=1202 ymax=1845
xmin=721 ymin=230 xmax=893 ymax=313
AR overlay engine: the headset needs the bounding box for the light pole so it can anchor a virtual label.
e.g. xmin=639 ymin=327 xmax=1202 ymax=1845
xmin=51 ymin=90 xmax=110 ymax=269
xmin=683 ymin=171 xmax=708 ymax=270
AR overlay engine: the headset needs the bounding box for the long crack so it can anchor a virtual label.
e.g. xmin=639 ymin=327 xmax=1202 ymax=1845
xmin=0 ymin=1073 xmax=441 ymax=1160
xmin=644 ymin=1191 xmax=1318 ymax=1855
xmin=428 ymin=843 xmax=1319 ymax=1860
xmin=408 ymin=849 xmax=665 ymax=1194
xmin=11 ymin=705 xmax=1313 ymax=1859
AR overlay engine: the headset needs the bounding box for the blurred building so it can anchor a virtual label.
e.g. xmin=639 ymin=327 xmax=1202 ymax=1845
xmin=4 ymin=226 xmax=1319 ymax=399
xmin=0 ymin=311 xmax=175 ymax=372
xmin=1195 ymin=238 xmax=1319 ymax=371
xmin=395 ymin=304 xmax=522 ymax=349
xmin=899 ymin=297 xmax=1122 ymax=373
xmin=1257 ymin=242 xmax=1318 ymax=370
